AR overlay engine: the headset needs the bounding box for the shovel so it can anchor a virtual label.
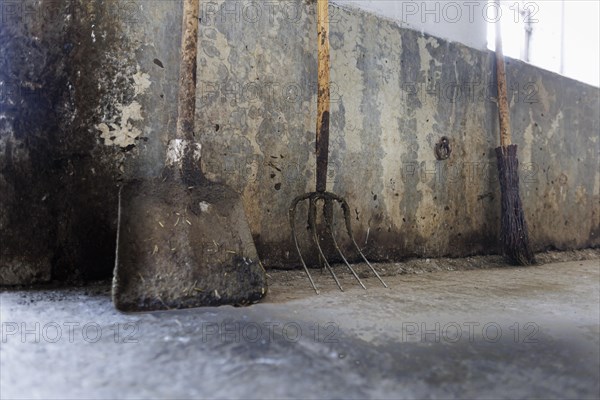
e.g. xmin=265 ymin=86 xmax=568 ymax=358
xmin=112 ymin=0 xmax=267 ymax=311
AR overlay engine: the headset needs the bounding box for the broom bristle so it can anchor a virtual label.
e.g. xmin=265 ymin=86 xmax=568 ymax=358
xmin=495 ymin=144 xmax=536 ymax=265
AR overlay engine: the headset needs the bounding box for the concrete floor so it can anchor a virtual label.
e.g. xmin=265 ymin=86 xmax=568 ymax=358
xmin=1 ymin=259 xmax=599 ymax=399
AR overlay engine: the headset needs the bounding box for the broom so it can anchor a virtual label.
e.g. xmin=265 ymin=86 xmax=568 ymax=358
xmin=494 ymin=4 xmax=536 ymax=265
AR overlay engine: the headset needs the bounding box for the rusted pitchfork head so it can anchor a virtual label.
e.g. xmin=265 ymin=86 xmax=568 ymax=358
xmin=289 ymin=191 xmax=388 ymax=294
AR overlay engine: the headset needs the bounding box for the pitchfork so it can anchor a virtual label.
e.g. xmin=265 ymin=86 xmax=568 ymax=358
xmin=288 ymin=0 xmax=388 ymax=294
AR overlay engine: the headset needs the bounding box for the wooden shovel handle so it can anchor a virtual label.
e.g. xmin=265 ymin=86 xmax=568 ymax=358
xmin=316 ymin=0 xmax=331 ymax=193
xmin=176 ymin=0 xmax=200 ymax=140
xmin=495 ymin=4 xmax=512 ymax=147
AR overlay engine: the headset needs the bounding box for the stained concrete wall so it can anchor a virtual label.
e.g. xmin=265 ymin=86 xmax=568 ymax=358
xmin=1 ymin=0 xmax=598 ymax=284
xmin=333 ymin=0 xmax=488 ymax=50
xmin=0 ymin=0 xmax=166 ymax=283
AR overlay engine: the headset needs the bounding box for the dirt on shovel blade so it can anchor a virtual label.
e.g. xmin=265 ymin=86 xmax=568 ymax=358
xmin=112 ymin=177 xmax=267 ymax=311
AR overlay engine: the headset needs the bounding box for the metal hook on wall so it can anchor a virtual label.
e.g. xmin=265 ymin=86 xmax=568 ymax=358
xmin=435 ymin=136 xmax=452 ymax=161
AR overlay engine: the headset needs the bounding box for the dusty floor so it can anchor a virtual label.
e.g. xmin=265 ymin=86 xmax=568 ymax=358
xmin=266 ymin=248 xmax=600 ymax=300
xmin=1 ymin=255 xmax=599 ymax=399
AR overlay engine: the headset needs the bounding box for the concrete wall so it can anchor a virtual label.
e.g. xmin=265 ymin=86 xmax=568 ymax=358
xmin=1 ymin=0 xmax=598 ymax=284
xmin=333 ymin=0 xmax=488 ymax=50
xmin=0 ymin=0 xmax=168 ymax=283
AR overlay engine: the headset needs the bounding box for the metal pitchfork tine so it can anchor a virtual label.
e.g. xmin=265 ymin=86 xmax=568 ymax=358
xmin=289 ymin=193 xmax=389 ymax=294
xmin=288 ymin=0 xmax=388 ymax=294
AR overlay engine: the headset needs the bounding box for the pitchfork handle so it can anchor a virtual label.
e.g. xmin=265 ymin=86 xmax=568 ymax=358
xmin=316 ymin=0 xmax=331 ymax=193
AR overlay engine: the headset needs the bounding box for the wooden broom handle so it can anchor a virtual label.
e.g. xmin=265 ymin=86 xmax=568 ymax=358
xmin=495 ymin=3 xmax=512 ymax=147
xmin=315 ymin=0 xmax=331 ymax=193
xmin=176 ymin=0 xmax=200 ymax=140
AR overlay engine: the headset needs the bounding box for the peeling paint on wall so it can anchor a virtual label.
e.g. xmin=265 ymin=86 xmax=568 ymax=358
xmin=96 ymin=69 xmax=150 ymax=148
xmin=97 ymin=101 xmax=144 ymax=148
